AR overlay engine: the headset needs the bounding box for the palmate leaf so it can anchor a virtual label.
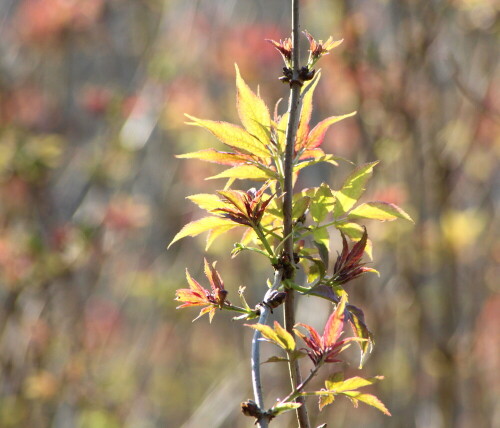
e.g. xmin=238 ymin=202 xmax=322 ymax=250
xmin=235 ymin=64 xmax=271 ymax=146
xmin=348 ymin=201 xmax=414 ymax=223
xmin=333 ymin=161 xmax=379 ymax=217
xmin=185 ymin=114 xmax=271 ymax=159
xmin=325 ymin=375 xmax=383 ymax=393
xmin=168 ymin=216 xmax=237 ymax=248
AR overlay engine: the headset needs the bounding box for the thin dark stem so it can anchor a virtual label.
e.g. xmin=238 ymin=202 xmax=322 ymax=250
xmin=251 ymin=270 xmax=282 ymax=428
xmin=282 ymin=0 xmax=310 ymax=427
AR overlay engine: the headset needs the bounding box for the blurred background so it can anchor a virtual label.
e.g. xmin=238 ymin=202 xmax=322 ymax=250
xmin=0 ymin=0 xmax=498 ymax=427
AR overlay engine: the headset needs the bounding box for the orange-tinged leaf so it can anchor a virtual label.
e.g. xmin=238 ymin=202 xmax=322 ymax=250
xmin=306 ymin=111 xmax=357 ymax=149
xmin=348 ymin=201 xmax=414 ymax=223
xmin=207 ymin=165 xmax=275 ymax=181
xmin=168 ymin=216 xmax=236 ymax=248
xmin=177 ymin=149 xmax=249 ymax=166
xmin=217 ymin=190 xmax=248 ymax=214
xmin=235 ymin=64 xmax=271 ymax=145
xmin=185 ymin=269 xmax=205 ymax=295
xmin=323 ymin=294 xmax=347 ymax=348
xmin=186 ymin=114 xmax=270 ymax=158
xmin=296 ymin=72 xmax=321 ymax=150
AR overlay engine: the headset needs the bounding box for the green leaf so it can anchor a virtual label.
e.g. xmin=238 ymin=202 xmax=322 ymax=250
xmin=342 ymin=392 xmax=391 ymax=416
xmin=186 ymin=114 xmax=270 ymax=158
xmin=271 ymin=402 xmax=302 ymax=416
xmin=235 ymin=64 xmax=271 ymax=146
xmin=348 ymin=201 xmax=414 ymax=223
xmin=168 ymin=216 xmax=236 ymax=248
xmin=334 ymin=161 xmax=379 ymax=217
xmin=346 ymin=304 xmax=374 ymax=367
xmin=311 ymin=183 xmax=335 ymax=223
xmin=306 ymin=111 xmax=357 ymax=149
xmin=176 ymin=149 xmax=248 ymax=165
xmin=207 ymin=165 xmax=275 ymax=181
xmin=312 ymin=227 xmax=330 ymax=254
xmin=292 ymin=196 xmax=311 ymax=221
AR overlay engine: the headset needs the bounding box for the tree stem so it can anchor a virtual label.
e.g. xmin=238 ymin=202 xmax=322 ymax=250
xmin=282 ymin=1 xmax=310 ymax=427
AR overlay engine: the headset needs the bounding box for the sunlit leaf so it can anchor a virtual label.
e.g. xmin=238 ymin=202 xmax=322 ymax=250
xmin=323 ymin=294 xmax=346 ymax=348
xmin=296 ymin=72 xmax=321 ymax=150
xmin=334 ymin=161 xmax=379 ymax=217
xmin=168 ymin=216 xmax=236 ymax=248
xmin=306 ymin=111 xmax=357 ymax=149
xmin=245 ymin=321 xmax=295 ymax=351
xmin=311 ymin=183 xmax=335 ymax=223
xmin=312 ymin=227 xmax=329 ymax=254
xmin=207 ymin=165 xmax=275 ymax=181
xmin=186 ymin=114 xmax=271 ymax=158
xmin=325 ymin=375 xmax=383 ymax=393
xmin=343 ymin=392 xmax=391 ymax=416
xmin=235 ymin=64 xmax=271 ymax=146
xmin=206 ymin=224 xmax=239 ymax=250
xmin=294 ymin=155 xmax=340 ymax=172
xmin=177 ymin=149 xmax=249 ymax=166
xmin=187 ymin=193 xmax=229 ymax=212
xmin=348 ymin=201 xmax=414 ymax=223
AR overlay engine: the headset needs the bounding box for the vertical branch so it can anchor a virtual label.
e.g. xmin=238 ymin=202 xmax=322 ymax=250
xmin=250 ymin=270 xmax=282 ymax=428
xmin=282 ymin=1 xmax=310 ymax=427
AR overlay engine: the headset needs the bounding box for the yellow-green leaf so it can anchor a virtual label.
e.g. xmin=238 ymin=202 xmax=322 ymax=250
xmin=187 ymin=194 xmax=229 ymax=212
xmin=176 ymin=149 xmax=248 ymax=165
xmin=186 ymin=114 xmax=270 ymax=158
xmin=168 ymin=216 xmax=236 ymax=248
xmin=334 ymin=161 xmax=379 ymax=217
xmin=207 ymin=165 xmax=275 ymax=181
xmin=272 ymin=321 xmax=296 ymax=351
xmin=348 ymin=201 xmax=414 ymax=223
xmin=311 ymin=183 xmax=335 ymax=223
xmin=318 ymin=393 xmax=335 ymax=411
xmin=206 ymin=224 xmax=239 ymax=250
xmin=325 ymin=375 xmax=383 ymax=393
xmin=343 ymin=392 xmax=391 ymax=416
xmin=235 ymin=64 xmax=271 ymax=145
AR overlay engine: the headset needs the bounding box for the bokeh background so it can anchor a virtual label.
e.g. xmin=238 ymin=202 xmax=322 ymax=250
xmin=0 ymin=0 xmax=498 ymax=427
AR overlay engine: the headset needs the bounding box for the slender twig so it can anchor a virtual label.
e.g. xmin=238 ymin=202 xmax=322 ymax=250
xmin=251 ymin=270 xmax=282 ymax=428
xmin=282 ymin=1 xmax=310 ymax=427
xmin=278 ymin=360 xmax=324 ymax=406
